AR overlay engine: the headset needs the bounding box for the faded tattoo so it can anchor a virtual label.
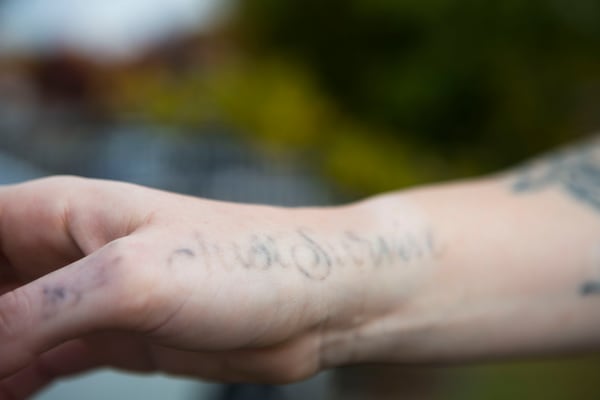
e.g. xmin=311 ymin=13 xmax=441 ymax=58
xmin=167 ymin=224 xmax=436 ymax=281
xmin=512 ymin=138 xmax=600 ymax=211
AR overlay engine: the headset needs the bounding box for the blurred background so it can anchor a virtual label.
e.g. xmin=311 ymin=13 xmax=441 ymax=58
xmin=1 ymin=0 xmax=600 ymax=398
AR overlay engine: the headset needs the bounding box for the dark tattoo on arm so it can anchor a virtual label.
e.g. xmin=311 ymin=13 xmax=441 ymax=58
xmin=166 ymin=223 xmax=437 ymax=281
xmin=580 ymin=264 xmax=600 ymax=297
xmin=511 ymin=138 xmax=600 ymax=211
xmin=580 ymin=281 xmax=600 ymax=296
xmin=510 ymin=137 xmax=600 ymax=296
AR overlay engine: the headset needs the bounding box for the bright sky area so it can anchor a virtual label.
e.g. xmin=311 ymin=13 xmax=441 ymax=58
xmin=0 ymin=0 xmax=227 ymax=61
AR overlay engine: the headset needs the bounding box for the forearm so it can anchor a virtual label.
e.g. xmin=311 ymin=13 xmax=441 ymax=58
xmin=403 ymin=178 xmax=600 ymax=361
xmin=3 ymin=138 xmax=600 ymax=388
xmin=322 ymin=140 xmax=600 ymax=367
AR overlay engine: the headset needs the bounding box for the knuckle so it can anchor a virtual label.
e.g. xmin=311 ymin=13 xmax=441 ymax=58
xmin=0 ymin=289 xmax=33 ymax=340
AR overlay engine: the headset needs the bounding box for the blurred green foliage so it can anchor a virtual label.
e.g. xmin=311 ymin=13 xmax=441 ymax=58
xmin=237 ymin=0 xmax=600 ymax=184
xmin=115 ymin=57 xmax=466 ymax=194
xmin=115 ymin=0 xmax=600 ymax=196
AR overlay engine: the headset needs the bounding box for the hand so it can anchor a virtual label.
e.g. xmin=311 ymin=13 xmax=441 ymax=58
xmin=0 ymin=177 xmax=338 ymax=398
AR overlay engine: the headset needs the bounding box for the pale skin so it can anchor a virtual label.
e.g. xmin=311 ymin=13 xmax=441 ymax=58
xmin=2 ymin=138 xmax=600 ymax=398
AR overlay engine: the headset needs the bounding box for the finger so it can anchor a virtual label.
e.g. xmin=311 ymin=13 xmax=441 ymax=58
xmin=0 ymin=238 xmax=153 ymax=379
xmin=0 ymin=261 xmax=19 ymax=297
xmin=0 ymin=178 xmax=85 ymax=282
xmin=0 ymin=331 xmax=164 ymax=400
xmin=0 ymin=252 xmax=18 ymax=297
xmin=0 ymin=339 xmax=100 ymax=400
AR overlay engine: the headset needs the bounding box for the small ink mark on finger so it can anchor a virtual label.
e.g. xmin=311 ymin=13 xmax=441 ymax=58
xmin=43 ymin=286 xmax=66 ymax=302
xmin=41 ymin=285 xmax=82 ymax=319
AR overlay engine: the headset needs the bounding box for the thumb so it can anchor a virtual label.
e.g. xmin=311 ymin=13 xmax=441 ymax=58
xmin=0 ymin=238 xmax=152 ymax=378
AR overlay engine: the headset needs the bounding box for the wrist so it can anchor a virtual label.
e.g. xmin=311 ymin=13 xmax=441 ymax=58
xmin=312 ymin=192 xmax=442 ymax=368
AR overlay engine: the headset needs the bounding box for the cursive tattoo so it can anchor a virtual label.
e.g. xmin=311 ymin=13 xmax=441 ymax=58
xmin=166 ymin=224 xmax=436 ymax=281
